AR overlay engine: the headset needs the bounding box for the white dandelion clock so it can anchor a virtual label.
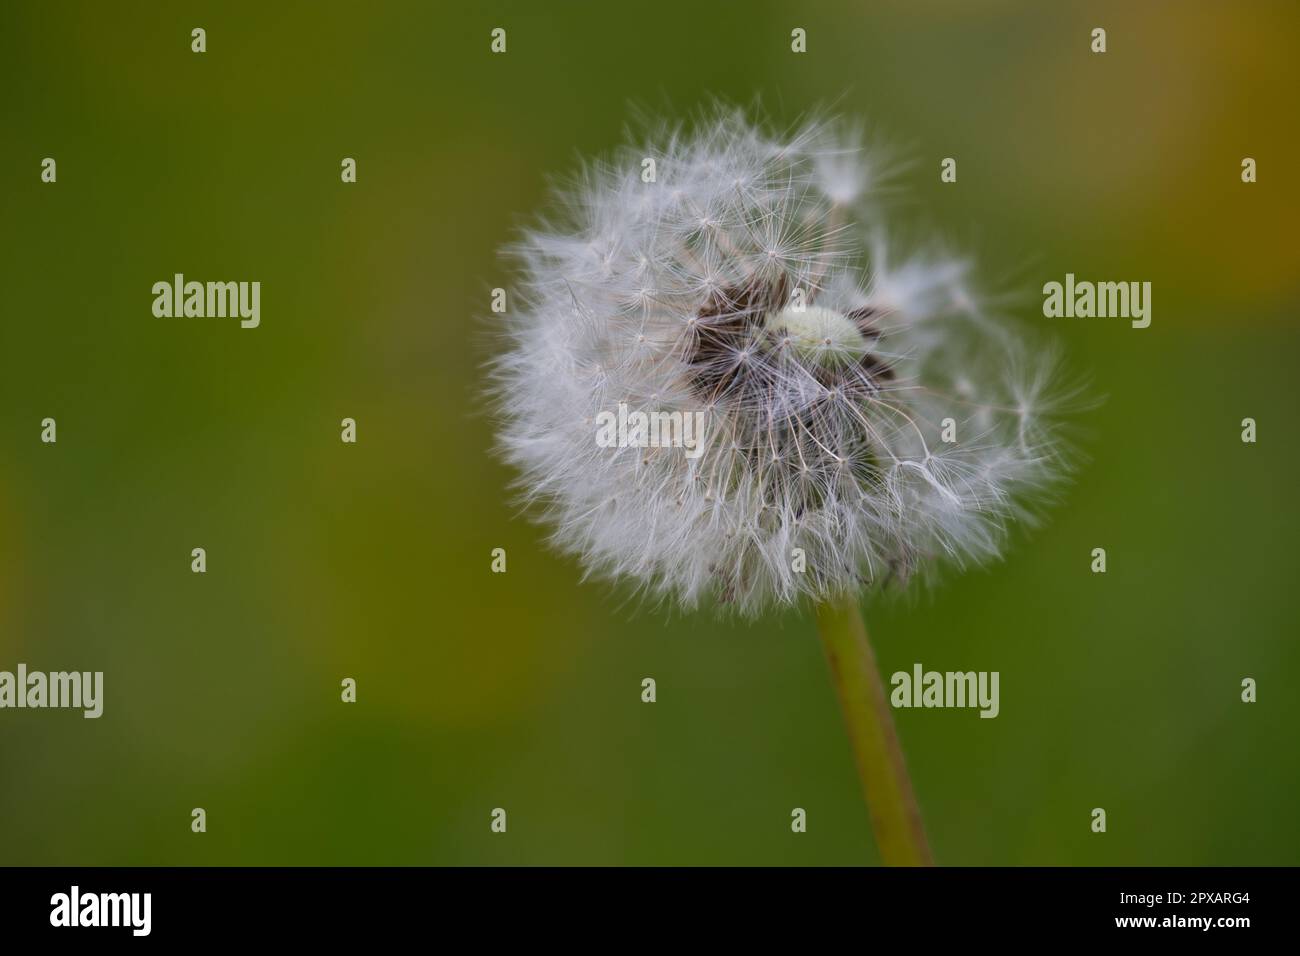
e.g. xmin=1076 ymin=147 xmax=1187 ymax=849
xmin=491 ymin=107 xmax=1082 ymax=864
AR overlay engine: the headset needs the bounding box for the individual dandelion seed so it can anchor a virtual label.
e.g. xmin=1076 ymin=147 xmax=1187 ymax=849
xmin=490 ymin=105 xmax=1082 ymax=865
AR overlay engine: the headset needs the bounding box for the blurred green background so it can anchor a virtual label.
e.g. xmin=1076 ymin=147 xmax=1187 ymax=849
xmin=2 ymin=0 xmax=1297 ymax=865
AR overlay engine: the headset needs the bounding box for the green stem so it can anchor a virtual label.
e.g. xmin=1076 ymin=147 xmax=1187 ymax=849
xmin=815 ymin=594 xmax=933 ymax=866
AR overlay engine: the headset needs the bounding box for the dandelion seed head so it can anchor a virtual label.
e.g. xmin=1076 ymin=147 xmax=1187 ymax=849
xmin=492 ymin=106 xmax=1079 ymax=615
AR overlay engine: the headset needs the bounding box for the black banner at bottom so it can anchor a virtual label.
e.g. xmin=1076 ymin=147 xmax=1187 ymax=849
xmin=0 ymin=866 xmax=1281 ymax=941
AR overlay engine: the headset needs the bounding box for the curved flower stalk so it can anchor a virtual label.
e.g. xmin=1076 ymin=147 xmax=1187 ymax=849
xmin=492 ymin=106 xmax=1078 ymax=864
